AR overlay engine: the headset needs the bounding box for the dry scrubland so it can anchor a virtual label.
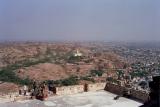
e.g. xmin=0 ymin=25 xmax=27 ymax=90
xmin=0 ymin=42 xmax=126 ymax=93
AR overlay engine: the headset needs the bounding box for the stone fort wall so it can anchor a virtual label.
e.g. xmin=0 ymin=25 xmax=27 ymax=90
xmin=87 ymin=83 xmax=106 ymax=91
xmin=104 ymin=82 xmax=149 ymax=102
xmin=55 ymin=85 xmax=84 ymax=95
xmin=55 ymin=82 xmax=106 ymax=95
xmin=130 ymin=89 xmax=149 ymax=102
xmin=104 ymin=82 xmax=125 ymax=95
xmin=0 ymin=82 xmax=149 ymax=102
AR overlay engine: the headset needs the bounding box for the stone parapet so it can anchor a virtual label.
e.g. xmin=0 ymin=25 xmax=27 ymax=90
xmin=104 ymin=82 xmax=149 ymax=102
xmin=87 ymin=83 xmax=106 ymax=91
xmin=56 ymin=85 xmax=84 ymax=95
xmin=104 ymin=82 xmax=125 ymax=95
xmin=0 ymin=82 xmax=149 ymax=103
xmin=130 ymin=89 xmax=149 ymax=102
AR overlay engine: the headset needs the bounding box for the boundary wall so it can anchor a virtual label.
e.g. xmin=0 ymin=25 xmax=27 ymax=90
xmin=0 ymin=82 xmax=149 ymax=102
xmin=104 ymin=82 xmax=149 ymax=102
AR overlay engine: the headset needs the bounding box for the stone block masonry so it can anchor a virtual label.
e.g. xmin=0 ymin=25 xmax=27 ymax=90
xmin=55 ymin=83 xmax=106 ymax=95
xmin=104 ymin=82 xmax=149 ymax=102
xmin=55 ymin=82 xmax=148 ymax=102
xmin=0 ymin=82 xmax=149 ymax=103
xmin=55 ymin=85 xmax=84 ymax=95
xmin=87 ymin=82 xmax=106 ymax=91
xmin=130 ymin=89 xmax=149 ymax=102
xmin=104 ymin=82 xmax=125 ymax=95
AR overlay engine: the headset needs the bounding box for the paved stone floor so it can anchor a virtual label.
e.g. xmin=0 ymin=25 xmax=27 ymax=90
xmin=0 ymin=90 xmax=142 ymax=107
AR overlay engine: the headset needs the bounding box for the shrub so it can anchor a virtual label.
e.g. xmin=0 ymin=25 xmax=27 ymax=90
xmin=80 ymin=76 xmax=95 ymax=82
xmin=67 ymin=56 xmax=82 ymax=63
xmin=90 ymin=70 xmax=104 ymax=77
xmin=106 ymin=77 xmax=118 ymax=84
xmin=61 ymin=76 xmax=78 ymax=86
xmin=0 ymin=69 xmax=32 ymax=85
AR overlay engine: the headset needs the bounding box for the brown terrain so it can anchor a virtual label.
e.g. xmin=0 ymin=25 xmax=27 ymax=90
xmin=0 ymin=42 xmax=126 ymax=93
xmin=16 ymin=63 xmax=68 ymax=81
xmin=16 ymin=63 xmax=96 ymax=81
xmin=0 ymin=82 xmax=19 ymax=94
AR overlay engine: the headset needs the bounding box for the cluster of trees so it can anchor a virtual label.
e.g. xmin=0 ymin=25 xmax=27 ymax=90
xmin=116 ymin=69 xmax=124 ymax=79
xmin=0 ymin=58 xmax=50 ymax=85
xmin=80 ymin=76 xmax=95 ymax=82
xmin=46 ymin=76 xmax=78 ymax=86
xmin=61 ymin=76 xmax=78 ymax=86
xmin=0 ymin=49 xmax=57 ymax=85
xmin=46 ymin=75 xmax=96 ymax=87
xmin=90 ymin=70 xmax=104 ymax=77
xmin=0 ymin=68 xmax=32 ymax=85
xmin=106 ymin=77 xmax=118 ymax=84
xmin=67 ymin=55 xmax=82 ymax=63
xmin=130 ymin=70 xmax=148 ymax=78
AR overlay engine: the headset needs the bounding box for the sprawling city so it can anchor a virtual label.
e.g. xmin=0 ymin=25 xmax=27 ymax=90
xmin=0 ymin=0 xmax=159 ymax=107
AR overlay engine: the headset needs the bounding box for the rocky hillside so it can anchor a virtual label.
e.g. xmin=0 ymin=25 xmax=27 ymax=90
xmin=0 ymin=42 xmax=127 ymax=92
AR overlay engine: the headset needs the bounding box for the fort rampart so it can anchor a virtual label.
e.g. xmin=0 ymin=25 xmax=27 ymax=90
xmin=0 ymin=82 xmax=149 ymax=102
xmin=87 ymin=82 xmax=106 ymax=91
xmin=55 ymin=85 xmax=84 ymax=95
xmin=104 ymin=82 xmax=149 ymax=102
xmin=55 ymin=82 xmax=106 ymax=95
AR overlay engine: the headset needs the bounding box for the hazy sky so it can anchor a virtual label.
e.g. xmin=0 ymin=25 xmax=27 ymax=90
xmin=0 ymin=0 xmax=159 ymax=42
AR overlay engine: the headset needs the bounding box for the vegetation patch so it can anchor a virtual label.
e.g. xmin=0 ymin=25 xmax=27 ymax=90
xmin=106 ymin=77 xmax=118 ymax=84
xmin=80 ymin=76 xmax=95 ymax=82
xmin=90 ymin=70 xmax=104 ymax=77
xmin=0 ymin=69 xmax=32 ymax=85
xmin=46 ymin=76 xmax=78 ymax=87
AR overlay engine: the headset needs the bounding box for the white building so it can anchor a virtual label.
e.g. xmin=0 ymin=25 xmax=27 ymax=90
xmin=74 ymin=49 xmax=83 ymax=57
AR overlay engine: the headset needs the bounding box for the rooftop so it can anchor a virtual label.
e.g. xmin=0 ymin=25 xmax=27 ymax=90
xmin=0 ymin=90 xmax=142 ymax=107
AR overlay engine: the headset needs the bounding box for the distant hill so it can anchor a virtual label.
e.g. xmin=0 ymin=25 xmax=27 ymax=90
xmin=0 ymin=42 xmax=127 ymax=92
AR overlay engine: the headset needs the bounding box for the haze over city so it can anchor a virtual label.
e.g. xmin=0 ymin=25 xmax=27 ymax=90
xmin=0 ymin=1 xmax=160 ymax=107
xmin=0 ymin=0 xmax=160 ymax=42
